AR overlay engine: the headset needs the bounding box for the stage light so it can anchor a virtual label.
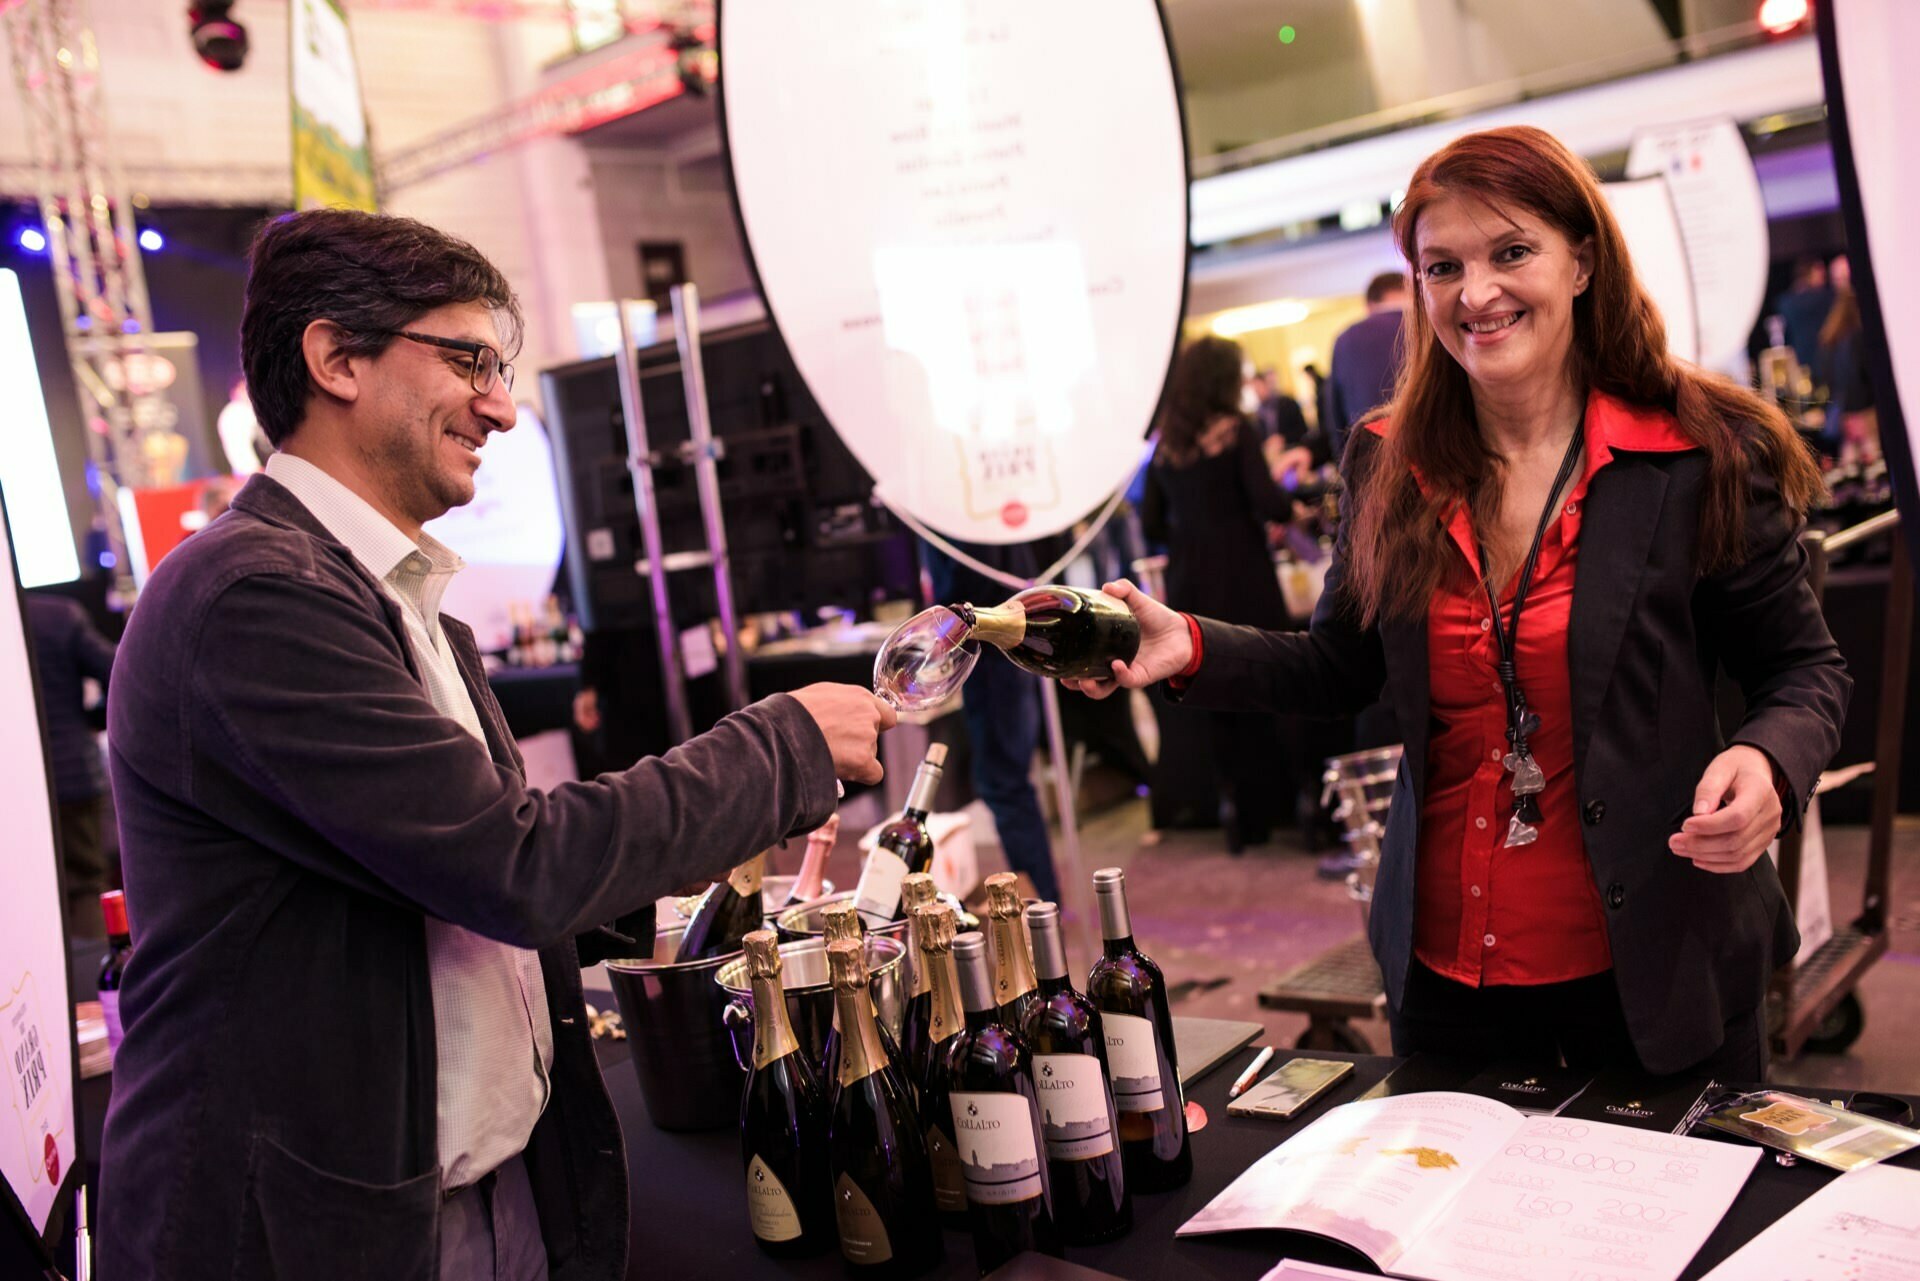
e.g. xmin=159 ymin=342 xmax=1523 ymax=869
xmin=138 ymin=228 xmax=163 ymax=252
xmin=189 ymin=1 xmax=249 ymax=72
xmin=1758 ymin=0 xmax=1810 ymax=36
xmin=16 ymin=227 xmax=46 ymax=254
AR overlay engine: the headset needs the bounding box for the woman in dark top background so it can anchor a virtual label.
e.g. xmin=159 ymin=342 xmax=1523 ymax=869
xmin=1142 ymin=335 xmax=1295 ymax=851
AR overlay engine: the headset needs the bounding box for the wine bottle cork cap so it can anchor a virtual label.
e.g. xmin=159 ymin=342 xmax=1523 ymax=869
xmin=901 ymin=873 xmax=938 ymax=911
xmin=924 ymin=743 xmax=948 ymax=768
xmin=913 ymin=902 xmax=956 ymax=951
xmin=985 ymin=872 xmax=1020 ymax=919
xmin=1092 ymin=867 xmax=1125 ymax=891
xmin=951 ymin=932 xmax=994 ymax=1013
xmin=821 ymin=900 xmax=862 ymax=943
xmin=743 ymin=929 xmax=782 ymax=978
xmin=826 ymin=938 xmax=868 ymax=989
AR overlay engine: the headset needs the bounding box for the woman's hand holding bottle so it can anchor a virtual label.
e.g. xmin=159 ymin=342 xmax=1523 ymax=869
xmin=1059 ymin=580 xmax=1193 ymax=700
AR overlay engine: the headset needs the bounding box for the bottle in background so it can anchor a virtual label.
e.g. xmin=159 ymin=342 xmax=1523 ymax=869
xmin=853 ymin=744 xmax=947 ymax=922
xmin=908 ymin=902 xmax=969 ymax=1228
xmin=1024 ymin=901 xmax=1131 ymax=1244
xmin=948 ymin=931 xmax=1063 ymax=1272
xmin=98 ymin=890 xmax=132 ymax=1057
xmin=738 ymin=931 xmax=833 ymax=1257
xmin=949 ymin=585 xmax=1141 ymax=680
xmin=1086 ymin=867 xmax=1191 ymax=1192
xmin=675 ymin=851 xmax=768 ymax=962
xmin=784 ymin=812 xmax=839 ymax=907
xmin=984 ymin=873 xmax=1039 ymax=1033
xmin=825 ymin=939 xmax=944 ymax=1278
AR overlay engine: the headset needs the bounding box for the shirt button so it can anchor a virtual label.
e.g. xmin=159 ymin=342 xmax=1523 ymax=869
xmin=1491 ymin=749 xmax=1502 ymax=762
xmin=1566 ymin=501 xmax=1579 ymax=515
xmin=1483 ymin=933 xmax=1497 ymax=947
xmin=1480 ymin=618 xmax=1491 ymax=632
xmin=1470 ymin=885 xmax=1483 ymax=898
xmin=1474 ymin=816 xmax=1488 ymax=830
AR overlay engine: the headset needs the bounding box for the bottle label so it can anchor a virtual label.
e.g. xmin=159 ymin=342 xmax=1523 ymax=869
xmin=728 ymin=856 xmax=764 ymax=899
xmin=745 ymin=1155 xmax=802 ymax=1242
xmin=951 ymin=1091 xmax=1045 ymax=1206
xmin=927 ymin=1123 xmax=968 ymax=1213
xmin=852 ymin=848 xmax=910 ymax=921
xmin=1031 ymin=1053 xmax=1116 ymax=1159
xmin=1103 ymin=1013 xmax=1165 ymax=1113
xmin=834 ymin=1172 xmax=893 ymax=1264
xmin=99 ymin=990 xmax=124 ymax=1056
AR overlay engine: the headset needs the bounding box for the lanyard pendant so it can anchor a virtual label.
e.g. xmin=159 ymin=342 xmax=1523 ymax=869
xmin=1502 ymin=751 xmax=1546 ymax=796
xmin=1504 ymin=814 xmax=1541 ymax=848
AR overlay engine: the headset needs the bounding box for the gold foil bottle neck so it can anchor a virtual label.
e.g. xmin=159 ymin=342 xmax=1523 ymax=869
xmin=822 ymin=900 xmax=863 ymax=945
xmin=901 ymin=874 xmax=938 ymax=915
xmin=913 ymin=902 xmax=957 ymax=954
xmin=985 ymin=872 xmax=1021 ymax=920
xmin=743 ymin=929 xmax=782 ymax=979
xmin=727 ymin=849 xmax=767 ymax=898
xmin=826 ymin=938 xmax=868 ymax=991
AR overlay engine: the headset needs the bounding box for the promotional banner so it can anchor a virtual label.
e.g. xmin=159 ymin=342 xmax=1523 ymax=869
xmin=0 ymin=493 xmax=78 ymax=1251
xmin=291 ymin=0 xmax=377 ymax=212
xmin=719 ymin=0 xmax=1190 ymax=544
xmin=0 ymin=271 xmax=78 ymax=590
xmin=1624 ymin=118 xmax=1768 ymax=373
xmin=1601 ymin=178 xmax=1700 ymax=364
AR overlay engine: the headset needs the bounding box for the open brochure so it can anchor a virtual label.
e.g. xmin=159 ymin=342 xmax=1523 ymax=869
xmin=1701 ymin=1162 xmax=1920 ymax=1280
xmin=1179 ymin=1091 xmax=1761 ymax=1281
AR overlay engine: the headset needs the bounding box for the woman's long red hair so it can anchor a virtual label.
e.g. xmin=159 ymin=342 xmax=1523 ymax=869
xmin=1343 ymin=126 xmax=1822 ymax=625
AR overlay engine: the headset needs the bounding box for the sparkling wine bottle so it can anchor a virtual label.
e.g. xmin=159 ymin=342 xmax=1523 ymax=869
xmin=820 ymin=901 xmax=900 ymax=1080
xmin=896 ymin=873 xmax=940 ymax=1085
xmin=1023 ymin=902 xmax=1131 ymax=1244
xmin=1086 ymin=867 xmax=1190 ymax=1191
xmin=676 ymin=850 xmax=768 ymax=962
xmin=852 ymin=744 xmax=946 ymax=922
xmin=784 ymin=812 xmax=839 ymax=907
xmin=909 ymin=903 xmax=971 ymax=1228
xmin=948 ymin=931 xmax=1063 ymax=1272
xmin=738 ymin=931 xmax=833 ymax=1257
xmin=825 ymin=940 xmax=945 ymax=1278
xmin=950 ymin=585 xmax=1141 ymax=680
xmin=984 ymin=873 xmax=1039 ymax=1034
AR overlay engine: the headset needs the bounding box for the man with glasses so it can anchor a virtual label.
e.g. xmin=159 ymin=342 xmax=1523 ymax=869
xmin=99 ymin=209 xmax=894 ymax=1280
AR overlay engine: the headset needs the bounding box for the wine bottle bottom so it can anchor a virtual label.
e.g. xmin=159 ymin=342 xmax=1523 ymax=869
xmin=1118 ymin=1137 xmax=1193 ymax=1192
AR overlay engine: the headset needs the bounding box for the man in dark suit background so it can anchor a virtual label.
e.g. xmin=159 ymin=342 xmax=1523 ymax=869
xmin=1324 ymin=270 xmax=1409 ymax=461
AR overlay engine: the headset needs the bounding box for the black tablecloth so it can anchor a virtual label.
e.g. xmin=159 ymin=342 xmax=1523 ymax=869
xmin=605 ymin=1041 xmax=1920 ymax=1281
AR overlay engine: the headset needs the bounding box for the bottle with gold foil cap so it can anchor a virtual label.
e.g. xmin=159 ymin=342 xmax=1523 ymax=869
xmin=899 ymin=873 xmax=939 ymax=996
xmin=824 ymin=940 xmax=944 ymax=1275
xmin=907 ymin=904 xmax=969 ymax=1226
xmin=985 ymin=872 xmax=1040 ymax=1031
xmin=675 ymin=848 xmax=769 ymax=962
xmin=948 ymin=585 xmax=1141 ymax=680
xmin=822 ymin=899 xmax=863 ymax=947
xmin=819 ymin=902 xmax=899 ymax=1086
xmin=738 ymin=930 xmax=832 ymax=1257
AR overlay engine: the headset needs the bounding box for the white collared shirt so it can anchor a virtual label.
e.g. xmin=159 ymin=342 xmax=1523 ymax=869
xmin=264 ymin=452 xmax=553 ymax=1191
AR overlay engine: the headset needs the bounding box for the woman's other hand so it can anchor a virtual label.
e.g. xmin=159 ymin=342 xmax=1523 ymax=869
xmin=1670 ymin=745 xmax=1783 ymax=873
xmin=1062 ymin=580 xmax=1192 ymax=700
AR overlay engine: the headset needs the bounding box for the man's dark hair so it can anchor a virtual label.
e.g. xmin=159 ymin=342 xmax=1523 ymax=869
xmin=1365 ymin=270 xmax=1407 ymax=305
xmin=240 ymin=209 xmax=523 ymax=446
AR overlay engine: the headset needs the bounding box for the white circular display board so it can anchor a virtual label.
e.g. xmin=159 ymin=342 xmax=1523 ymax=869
xmin=1601 ymin=178 xmax=1701 ymax=364
xmin=719 ymin=0 xmax=1189 ymax=544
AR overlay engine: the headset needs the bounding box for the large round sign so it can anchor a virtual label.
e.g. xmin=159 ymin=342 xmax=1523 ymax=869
xmin=719 ymin=0 xmax=1190 ymax=544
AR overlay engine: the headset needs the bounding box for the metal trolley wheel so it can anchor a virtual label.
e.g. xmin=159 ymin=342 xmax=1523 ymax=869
xmin=1804 ymin=992 xmax=1867 ymax=1056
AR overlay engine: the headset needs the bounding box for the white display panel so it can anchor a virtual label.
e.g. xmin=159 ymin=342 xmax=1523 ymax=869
xmin=1601 ymin=178 xmax=1701 ymax=364
xmin=0 ymin=271 xmax=80 ymax=589
xmin=719 ymin=0 xmax=1189 ymax=543
xmin=0 ymin=495 xmax=77 ymax=1243
xmin=1625 ymin=119 xmax=1769 ymax=375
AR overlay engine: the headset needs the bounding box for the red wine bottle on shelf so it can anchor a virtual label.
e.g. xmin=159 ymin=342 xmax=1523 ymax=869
xmin=1023 ymin=901 xmax=1131 ymax=1244
xmin=1086 ymin=867 xmax=1191 ymax=1192
xmin=784 ymin=813 xmax=839 ymax=907
xmin=949 ymin=585 xmax=1141 ymax=680
xmin=908 ymin=903 xmax=970 ymax=1228
xmin=738 ymin=931 xmax=833 ymax=1257
xmin=675 ymin=850 xmax=768 ymax=962
xmin=948 ymin=931 xmax=1064 ymax=1272
xmin=825 ymin=940 xmax=945 ymax=1278
xmin=853 ymin=744 xmax=946 ymax=922
xmin=984 ymin=873 xmax=1039 ymax=1034
xmin=98 ymin=890 xmax=133 ymax=1056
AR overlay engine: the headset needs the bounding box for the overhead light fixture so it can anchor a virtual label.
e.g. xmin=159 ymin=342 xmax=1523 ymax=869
xmin=188 ymin=1 xmax=249 ymax=72
xmin=1758 ymin=0 xmax=1810 ymax=37
xmin=16 ymin=226 xmax=47 ymax=254
xmin=138 ymin=228 xmax=164 ymax=252
xmin=1210 ymin=299 xmax=1311 ymax=337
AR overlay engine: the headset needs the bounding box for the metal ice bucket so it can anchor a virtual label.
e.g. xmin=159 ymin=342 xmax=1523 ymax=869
xmin=604 ymin=924 xmax=749 ymax=1133
xmin=715 ymin=934 xmax=907 ymax=1081
xmin=772 ymin=890 xmax=912 ymax=943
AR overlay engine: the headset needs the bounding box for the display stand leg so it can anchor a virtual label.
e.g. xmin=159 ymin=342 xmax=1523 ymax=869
xmin=1039 ymin=677 xmax=1095 ymax=955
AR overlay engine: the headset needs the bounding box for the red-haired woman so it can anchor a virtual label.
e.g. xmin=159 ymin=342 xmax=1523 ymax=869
xmin=1070 ymin=126 xmax=1849 ymax=1077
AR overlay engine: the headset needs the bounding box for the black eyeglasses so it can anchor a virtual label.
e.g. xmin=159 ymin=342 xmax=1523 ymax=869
xmin=384 ymin=330 xmax=514 ymax=396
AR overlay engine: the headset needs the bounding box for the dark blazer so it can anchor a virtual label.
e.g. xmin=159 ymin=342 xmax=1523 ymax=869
xmin=1326 ymin=309 xmax=1406 ymax=460
xmin=1174 ymin=426 xmax=1849 ymax=1073
xmin=100 ymin=475 xmax=837 ymax=1280
xmin=25 ymin=592 xmax=116 ymax=801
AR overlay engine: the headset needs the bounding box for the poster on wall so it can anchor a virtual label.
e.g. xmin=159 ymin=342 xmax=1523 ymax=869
xmin=291 ymin=0 xmax=378 ymax=212
xmin=718 ymin=0 xmax=1189 ymax=545
xmin=1624 ymin=118 xmax=1767 ymax=374
xmin=1601 ymin=178 xmax=1701 ymax=364
xmin=0 ymin=493 xmax=78 ymax=1253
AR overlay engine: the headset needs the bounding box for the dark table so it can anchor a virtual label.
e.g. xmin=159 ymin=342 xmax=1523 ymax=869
xmin=605 ymin=1042 xmax=1920 ymax=1280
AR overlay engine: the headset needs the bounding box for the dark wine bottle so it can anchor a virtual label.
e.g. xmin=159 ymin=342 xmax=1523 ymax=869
xmin=984 ymin=874 xmax=1039 ymax=1034
xmin=948 ymin=931 xmax=1063 ymax=1273
xmin=950 ymin=585 xmax=1141 ymax=680
xmin=98 ymin=890 xmax=133 ymax=1057
xmin=821 ymin=901 xmax=900 ymax=1081
xmin=825 ymin=940 xmax=945 ymax=1278
xmin=784 ymin=813 xmax=839 ymax=907
xmin=676 ymin=849 xmax=768 ymax=962
xmin=896 ymin=873 xmax=941 ymax=1093
xmin=1085 ymin=867 xmax=1190 ymax=1192
xmin=908 ymin=902 xmax=969 ymax=1228
xmin=853 ymin=744 xmax=946 ymax=922
xmin=739 ymin=931 xmax=834 ymax=1257
xmin=1022 ymin=902 xmax=1131 ymax=1244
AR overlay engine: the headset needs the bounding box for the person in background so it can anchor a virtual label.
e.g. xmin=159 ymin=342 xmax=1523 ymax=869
xmin=1141 ymin=335 xmax=1296 ymax=852
xmin=100 ymin=209 xmax=894 ymax=1281
xmin=1779 ymin=256 xmax=1835 ymax=381
xmin=1326 ymin=270 xmax=1410 ymax=462
xmin=1819 ymin=253 xmax=1881 ymax=467
xmin=25 ymin=590 xmax=118 ymax=937
xmin=216 ymin=375 xmax=267 ymax=475
xmin=1249 ymin=365 xmax=1328 ymax=481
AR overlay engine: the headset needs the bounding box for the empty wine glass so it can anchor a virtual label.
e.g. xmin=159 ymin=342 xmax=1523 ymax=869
xmin=873 ymin=606 xmax=979 ymax=711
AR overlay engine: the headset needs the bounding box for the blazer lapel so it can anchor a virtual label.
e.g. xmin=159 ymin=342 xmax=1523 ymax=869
xmin=442 ymin=616 xmax=526 ymax=778
xmin=1569 ymin=458 xmax=1669 ymax=776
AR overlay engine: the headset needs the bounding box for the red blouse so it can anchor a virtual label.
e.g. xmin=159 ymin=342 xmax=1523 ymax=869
xmin=1375 ymin=391 xmax=1696 ymax=986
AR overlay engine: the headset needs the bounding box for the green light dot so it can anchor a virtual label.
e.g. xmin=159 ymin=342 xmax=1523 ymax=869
xmin=1278 ymin=25 xmax=1296 ymax=44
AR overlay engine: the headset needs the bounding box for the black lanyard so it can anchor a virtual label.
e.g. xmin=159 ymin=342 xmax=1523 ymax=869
xmin=1475 ymin=423 xmax=1586 ymax=848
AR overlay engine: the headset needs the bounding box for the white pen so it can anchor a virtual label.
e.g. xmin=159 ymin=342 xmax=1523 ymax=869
xmin=1229 ymin=1044 xmax=1276 ymax=1099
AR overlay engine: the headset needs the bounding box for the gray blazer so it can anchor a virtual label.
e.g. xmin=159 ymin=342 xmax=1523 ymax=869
xmin=99 ymin=474 xmax=837 ymax=1280
xmin=1175 ymin=427 xmax=1849 ymax=1072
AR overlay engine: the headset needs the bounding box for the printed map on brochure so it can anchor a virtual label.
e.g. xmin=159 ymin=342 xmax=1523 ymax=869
xmin=1178 ymin=1091 xmax=1761 ymax=1281
xmin=1701 ymin=1163 xmax=1920 ymax=1281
